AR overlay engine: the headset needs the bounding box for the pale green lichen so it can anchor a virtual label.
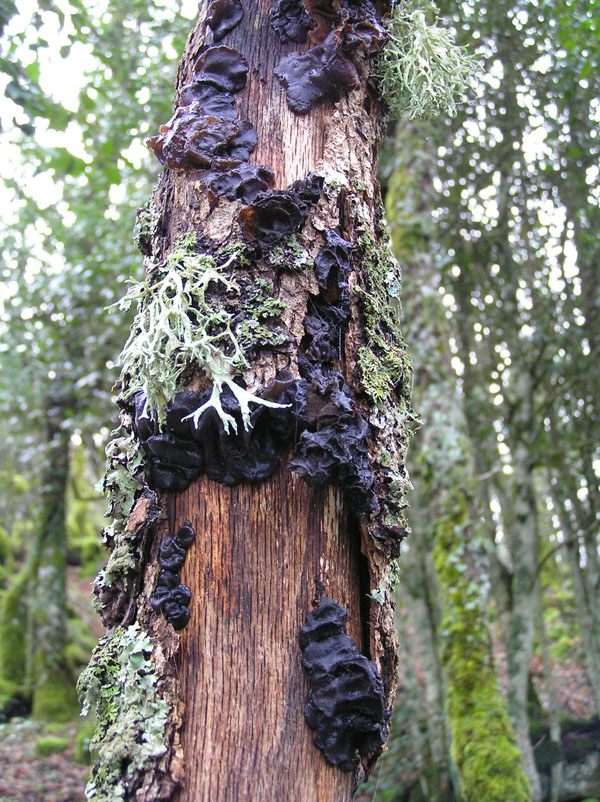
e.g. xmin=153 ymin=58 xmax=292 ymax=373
xmin=77 ymin=623 xmax=170 ymax=802
xmin=265 ymin=234 xmax=312 ymax=271
xmin=376 ymin=1 xmax=476 ymax=119
xmin=93 ymin=430 xmax=146 ymax=606
xmin=113 ymin=234 xmax=288 ymax=432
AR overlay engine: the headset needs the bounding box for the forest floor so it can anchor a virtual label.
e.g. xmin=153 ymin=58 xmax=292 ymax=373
xmin=0 ymin=719 xmax=88 ymax=802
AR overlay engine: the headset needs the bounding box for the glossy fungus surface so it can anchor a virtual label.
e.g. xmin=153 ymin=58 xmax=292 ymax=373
xmin=192 ymin=46 xmax=249 ymax=93
xmin=275 ymin=28 xmax=360 ymax=114
xmin=207 ymin=0 xmax=244 ymax=41
xmin=270 ymin=0 xmax=314 ymax=43
xmin=150 ymin=521 xmax=196 ymax=630
xmin=238 ymin=190 xmax=308 ymax=248
xmin=299 ymin=597 xmax=389 ymax=771
xmin=209 ymin=164 xmax=275 ymax=203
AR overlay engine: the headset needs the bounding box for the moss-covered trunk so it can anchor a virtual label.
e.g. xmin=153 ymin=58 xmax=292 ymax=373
xmin=81 ymin=2 xmax=412 ymax=800
xmin=27 ymin=384 xmax=79 ymax=721
xmin=385 ymin=125 xmax=530 ymax=802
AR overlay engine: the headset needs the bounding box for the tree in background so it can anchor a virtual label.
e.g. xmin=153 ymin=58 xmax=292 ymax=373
xmin=360 ymin=0 xmax=600 ymax=800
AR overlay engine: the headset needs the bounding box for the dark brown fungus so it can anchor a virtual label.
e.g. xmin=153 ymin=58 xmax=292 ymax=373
xmin=209 ymin=164 xmax=274 ymax=203
xmin=303 ymin=0 xmax=338 ymax=42
xmin=270 ymin=0 xmax=314 ymax=43
xmin=192 ymin=46 xmax=249 ymax=93
xmin=314 ymin=229 xmax=353 ymax=293
xmin=177 ymin=83 xmax=237 ymax=119
xmin=299 ymin=597 xmax=389 ymax=771
xmin=288 ymin=415 xmax=378 ymax=514
xmin=147 ymin=107 xmax=257 ymax=171
xmin=344 ymin=18 xmax=387 ymax=55
xmin=207 ymin=0 xmax=244 ymax=41
xmin=150 ymin=521 xmax=196 ymax=630
xmin=274 ymin=28 xmax=360 ymax=114
xmin=238 ymin=189 xmax=307 ymax=248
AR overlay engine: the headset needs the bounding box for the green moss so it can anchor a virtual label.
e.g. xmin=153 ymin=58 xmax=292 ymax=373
xmin=32 ymin=664 xmax=80 ymax=722
xmin=74 ymin=718 xmax=97 ymax=764
xmin=434 ymin=506 xmax=530 ymax=802
xmin=35 ymin=735 xmax=70 ymax=756
xmin=236 ymin=278 xmax=289 ymax=352
xmin=354 ymin=231 xmax=411 ymax=404
xmin=0 ymin=569 xmax=29 ymax=691
xmin=77 ymin=623 xmax=171 ymax=801
xmin=66 ymin=443 xmax=104 ymax=575
xmin=265 ymin=234 xmax=311 ymax=271
xmin=132 ymin=196 xmax=159 ymax=255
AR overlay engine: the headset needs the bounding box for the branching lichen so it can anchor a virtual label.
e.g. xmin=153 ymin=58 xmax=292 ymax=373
xmin=77 ymin=624 xmax=170 ymax=801
xmin=113 ymin=234 xmax=288 ymax=432
xmin=376 ymin=1 xmax=476 ymax=119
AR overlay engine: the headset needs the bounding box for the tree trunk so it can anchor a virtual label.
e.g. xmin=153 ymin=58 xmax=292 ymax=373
xmin=28 ymin=384 xmax=79 ymax=721
xmin=82 ymin=3 xmax=411 ymax=801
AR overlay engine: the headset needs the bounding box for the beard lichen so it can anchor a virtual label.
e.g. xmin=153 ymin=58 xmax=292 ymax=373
xmin=114 ymin=233 xmax=289 ymax=433
xmin=375 ymin=1 xmax=476 ymax=119
xmin=77 ymin=623 xmax=170 ymax=802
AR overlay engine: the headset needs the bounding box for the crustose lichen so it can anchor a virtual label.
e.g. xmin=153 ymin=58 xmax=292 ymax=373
xmin=113 ymin=234 xmax=288 ymax=433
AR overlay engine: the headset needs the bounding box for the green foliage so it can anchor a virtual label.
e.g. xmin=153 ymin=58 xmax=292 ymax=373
xmin=34 ymin=735 xmax=69 ymax=756
xmin=376 ymin=1 xmax=476 ymax=119
xmin=77 ymin=623 xmax=170 ymax=801
xmin=74 ymin=718 xmax=97 ymax=765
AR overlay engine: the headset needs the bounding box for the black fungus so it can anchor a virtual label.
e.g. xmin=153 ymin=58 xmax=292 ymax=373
xmin=291 ymin=172 xmax=325 ymax=211
xmin=270 ymin=0 xmax=314 ymax=43
xmin=192 ymin=46 xmax=249 ymax=93
xmin=133 ymin=373 xmax=303 ymax=492
xmin=289 ymin=416 xmax=378 ymax=513
xmin=314 ymin=229 xmax=353 ymax=293
xmin=238 ymin=189 xmax=307 ymax=248
xmin=274 ymin=28 xmax=360 ymax=114
xmin=207 ymin=0 xmax=244 ymax=41
xmin=299 ymin=597 xmax=389 ymax=771
xmin=274 ymin=1 xmax=387 ymax=113
xmin=148 ymin=46 xmax=253 ymax=173
xmin=150 ymin=521 xmax=196 ymax=630
xmin=209 ymin=164 xmax=275 ymax=203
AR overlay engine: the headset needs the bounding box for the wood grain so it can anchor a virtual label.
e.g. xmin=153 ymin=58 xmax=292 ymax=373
xmin=174 ymin=457 xmax=360 ymax=802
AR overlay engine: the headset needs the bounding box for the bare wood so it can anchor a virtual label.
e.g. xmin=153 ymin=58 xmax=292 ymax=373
xmin=174 ymin=458 xmax=359 ymax=802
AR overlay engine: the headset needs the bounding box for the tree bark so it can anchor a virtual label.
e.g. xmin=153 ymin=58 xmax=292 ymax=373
xmin=84 ymin=3 xmax=410 ymax=801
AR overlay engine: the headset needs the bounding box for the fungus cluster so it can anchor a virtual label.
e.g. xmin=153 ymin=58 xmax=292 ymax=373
xmin=290 ymin=229 xmax=378 ymax=513
xmin=270 ymin=0 xmax=313 ymax=43
xmin=299 ymin=597 xmax=389 ymax=771
xmin=132 ymin=373 xmax=303 ymax=491
xmin=274 ymin=0 xmax=387 ymax=113
xmin=150 ymin=521 xmax=196 ymax=630
xmin=238 ymin=173 xmax=324 ymax=250
xmin=147 ymin=47 xmax=256 ymax=171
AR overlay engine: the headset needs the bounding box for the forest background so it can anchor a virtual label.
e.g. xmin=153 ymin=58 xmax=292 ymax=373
xmin=0 ymin=1 xmax=598 ymax=801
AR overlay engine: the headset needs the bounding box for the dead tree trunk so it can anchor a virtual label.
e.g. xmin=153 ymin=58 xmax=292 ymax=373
xmin=80 ymin=3 xmax=412 ymax=801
